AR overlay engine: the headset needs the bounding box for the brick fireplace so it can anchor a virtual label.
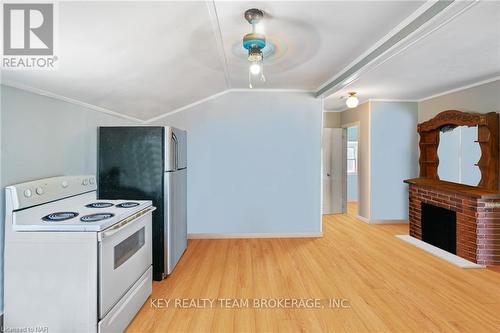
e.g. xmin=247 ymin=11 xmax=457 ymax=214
xmin=405 ymin=178 xmax=500 ymax=266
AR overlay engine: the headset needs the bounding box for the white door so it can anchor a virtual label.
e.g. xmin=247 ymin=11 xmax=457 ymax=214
xmin=322 ymin=128 xmax=347 ymax=214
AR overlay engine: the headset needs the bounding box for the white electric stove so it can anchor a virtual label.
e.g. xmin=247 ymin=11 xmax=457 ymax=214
xmin=4 ymin=175 xmax=155 ymax=333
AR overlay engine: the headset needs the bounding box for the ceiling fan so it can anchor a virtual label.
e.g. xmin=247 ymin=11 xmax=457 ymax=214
xmin=242 ymin=8 xmax=266 ymax=88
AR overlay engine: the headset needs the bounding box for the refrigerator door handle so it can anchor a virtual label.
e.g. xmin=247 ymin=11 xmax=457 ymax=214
xmin=172 ymin=132 xmax=178 ymax=171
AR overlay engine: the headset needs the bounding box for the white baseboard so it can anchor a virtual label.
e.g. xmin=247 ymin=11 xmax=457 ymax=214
xmin=355 ymin=215 xmax=408 ymax=224
xmin=370 ymin=219 xmax=408 ymax=224
xmin=356 ymin=215 xmax=370 ymax=223
xmin=188 ymin=232 xmax=323 ymax=239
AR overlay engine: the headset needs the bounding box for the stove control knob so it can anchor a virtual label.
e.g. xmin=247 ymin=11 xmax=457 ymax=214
xmin=61 ymin=181 xmax=69 ymax=188
xmin=24 ymin=189 xmax=32 ymax=198
xmin=36 ymin=187 xmax=44 ymax=195
xmin=82 ymin=179 xmax=89 ymax=186
xmin=89 ymin=177 xmax=95 ymax=185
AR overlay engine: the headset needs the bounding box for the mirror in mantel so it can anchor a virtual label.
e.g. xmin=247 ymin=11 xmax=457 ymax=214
xmin=437 ymin=125 xmax=481 ymax=186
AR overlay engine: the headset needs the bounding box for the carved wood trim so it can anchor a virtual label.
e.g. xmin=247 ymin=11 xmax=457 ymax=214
xmin=417 ymin=110 xmax=499 ymax=190
xmin=418 ymin=110 xmax=486 ymax=132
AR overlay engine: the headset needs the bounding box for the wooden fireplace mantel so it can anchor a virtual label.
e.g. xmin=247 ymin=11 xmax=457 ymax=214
xmin=417 ymin=110 xmax=499 ymax=190
xmin=404 ymin=178 xmax=500 ymax=199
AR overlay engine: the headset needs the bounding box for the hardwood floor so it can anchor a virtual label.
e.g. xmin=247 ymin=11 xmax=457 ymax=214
xmin=127 ymin=203 xmax=500 ymax=332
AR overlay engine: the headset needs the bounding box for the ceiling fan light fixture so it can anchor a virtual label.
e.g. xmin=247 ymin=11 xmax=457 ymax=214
xmin=254 ymin=22 xmax=265 ymax=34
xmin=242 ymin=8 xmax=266 ymax=88
xmin=247 ymin=46 xmax=263 ymax=62
xmin=345 ymin=92 xmax=359 ymax=108
xmin=244 ymin=8 xmax=264 ymax=25
xmin=249 ymin=62 xmax=262 ymax=75
xmin=243 ymin=34 xmax=266 ymax=53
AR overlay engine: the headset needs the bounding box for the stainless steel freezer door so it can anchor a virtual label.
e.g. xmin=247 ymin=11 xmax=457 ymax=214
xmin=165 ymin=127 xmax=187 ymax=172
xmin=164 ymin=168 xmax=187 ymax=275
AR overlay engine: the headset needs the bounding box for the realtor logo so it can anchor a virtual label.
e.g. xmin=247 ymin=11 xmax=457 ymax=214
xmin=2 ymin=2 xmax=57 ymax=69
xmin=3 ymin=3 xmax=53 ymax=55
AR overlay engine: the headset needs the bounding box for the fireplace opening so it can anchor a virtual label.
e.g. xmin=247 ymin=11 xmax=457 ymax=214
xmin=421 ymin=203 xmax=457 ymax=254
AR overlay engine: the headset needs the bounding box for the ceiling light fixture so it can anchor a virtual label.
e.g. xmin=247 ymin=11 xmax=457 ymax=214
xmin=249 ymin=62 xmax=262 ymax=75
xmin=243 ymin=8 xmax=266 ymax=88
xmin=345 ymin=92 xmax=359 ymax=108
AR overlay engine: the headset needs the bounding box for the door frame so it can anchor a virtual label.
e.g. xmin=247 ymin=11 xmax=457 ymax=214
xmin=342 ymin=121 xmax=361 ymax=216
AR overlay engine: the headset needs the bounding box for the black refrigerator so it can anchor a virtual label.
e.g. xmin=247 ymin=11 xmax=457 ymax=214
xmin=97 ymin=126 xmax=187 ymax=280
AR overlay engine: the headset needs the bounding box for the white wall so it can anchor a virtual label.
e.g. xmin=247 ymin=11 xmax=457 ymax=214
xmin=152 ymin=91 xmax=323 ymax=236
xmin=419 ymin=80 xmax=500 ymax=122
xmin=370 ymin=101 xmax=418 ymax=221
xmin=0 ymin=85 xmax=137 ymax=312
xmin=347 ymin=126 xmax=358 ymax=202
xmin=341 ymin=102 xmax=370 ymax=219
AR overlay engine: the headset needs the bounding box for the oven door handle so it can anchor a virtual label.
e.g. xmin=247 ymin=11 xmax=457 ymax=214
xmin=99 ymin=206 xmax=156 ymax=240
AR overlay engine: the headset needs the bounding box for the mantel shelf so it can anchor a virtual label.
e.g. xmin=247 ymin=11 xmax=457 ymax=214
xmin=404 ymin=178 xmax=500 ymax=199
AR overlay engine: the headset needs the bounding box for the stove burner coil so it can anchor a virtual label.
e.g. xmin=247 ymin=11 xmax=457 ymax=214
xmin=80 ymin=213 xmax=115 ymax=223
xmin=42 ymin=212 xmax=79 ymax=222
xmin=86 ymin=202 xmax=114 ymax=208
xmin=116 ymin=202 xmax=139 ymax=208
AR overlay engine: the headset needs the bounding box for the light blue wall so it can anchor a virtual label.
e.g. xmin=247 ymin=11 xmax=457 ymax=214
xmin=0 ymin=85 xmax=137 ymax=312
xmin=370 ymin=101 xmax=418 ymax=221
xmin=347 ymin=126 xmax=358 ymax=141
xmin=347 ymin=175 xmax=358 ymax=202
xmin=438 ymin=128 xmax=461 ymax=182
xmin=153 ymin=91 xmax=322 ymax=235
xmin=347 ymin=126 xmax=358 ymax=202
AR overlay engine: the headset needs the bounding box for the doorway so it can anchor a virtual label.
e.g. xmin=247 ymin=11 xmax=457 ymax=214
xmin=346 ymin=125 xmax=359 ymax=216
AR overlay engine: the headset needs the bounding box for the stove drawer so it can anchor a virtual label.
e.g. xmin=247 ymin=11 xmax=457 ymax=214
xmin=98 ymin=207 xmax=154 ymax=318
xmin=99 ymin=266 xmax=152 ymax=333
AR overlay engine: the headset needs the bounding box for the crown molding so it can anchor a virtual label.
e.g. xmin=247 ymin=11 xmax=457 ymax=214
xmin=145 ymin=88 xmax=315 ymax=122
xmin=228 ymin=88 xmax=314 ymax=93
xmin=368 ymin=98 xmax=418 ymax=103
xmin=145 ymin=89 xmax=231 ymax=123
xmin=2 ymin=81 xmax=313 ymax=123
xmin=1 ymin=81 xmax=145 ymax=123
xmin=418 ymin=76 xmax=500 ymax=102
xmin=323 ymin=75 xmax=500 ymax=113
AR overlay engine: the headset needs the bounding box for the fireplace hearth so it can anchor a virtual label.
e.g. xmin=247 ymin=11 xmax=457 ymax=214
xmin=421 ymin=203 xmax=456 ymax=254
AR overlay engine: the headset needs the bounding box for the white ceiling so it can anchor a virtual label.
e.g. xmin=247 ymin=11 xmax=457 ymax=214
xmin=324 ymin=0 xmax=500 ymax=111
xmin=1 ymin=1 xmax=498 ymax=120
xmin=1 ymin=1 xmax=424 ymax=120
xmin=2 ymin=1 xmax=228 ymax=120
xmin=215 ymin=1 xmax=423 ymax=89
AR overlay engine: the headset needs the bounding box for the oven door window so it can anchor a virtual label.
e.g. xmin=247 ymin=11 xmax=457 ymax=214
xmin=114 ymin=227 xmax=145 ymax=269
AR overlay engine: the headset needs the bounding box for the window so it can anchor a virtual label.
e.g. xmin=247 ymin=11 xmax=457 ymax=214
xmin=347 ymin=141 xmax=358 ymax=174
xmin=114 ymin=227 xmax=145 ymax=269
